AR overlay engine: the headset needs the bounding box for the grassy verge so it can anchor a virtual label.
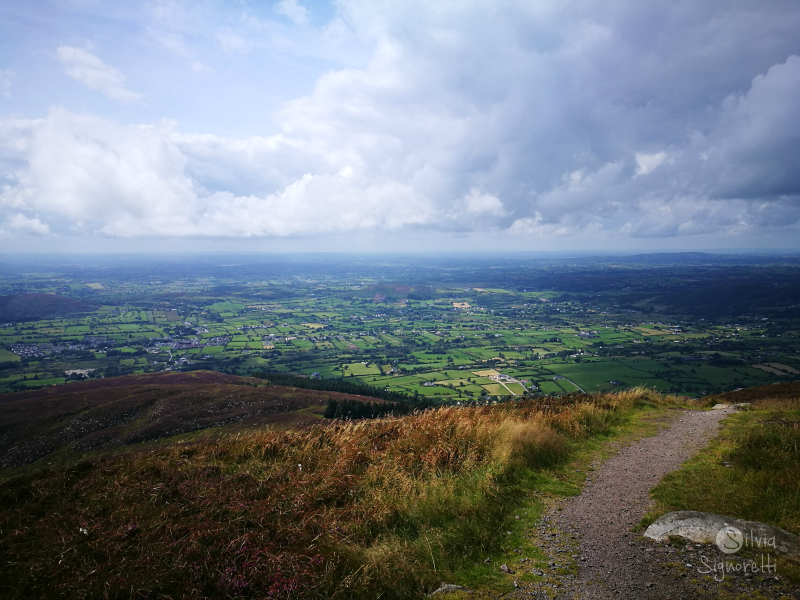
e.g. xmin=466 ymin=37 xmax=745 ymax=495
xmin=0 ymin=388 xmax=685 ymax=599
xmin=641 ymin=395 xmax=800 ymax=582
xmin=443 ymin=396 xmax=681 ymax=597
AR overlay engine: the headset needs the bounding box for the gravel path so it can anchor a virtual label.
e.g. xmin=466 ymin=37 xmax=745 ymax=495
xmin=503 ymin=407 xmax=800 ymax=600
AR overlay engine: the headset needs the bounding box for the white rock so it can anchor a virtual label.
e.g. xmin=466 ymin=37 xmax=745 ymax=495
xmin=428 ymin=583 xmax=466 ymax=596
xmin=645 ymin=511 xmax=800 ymax=560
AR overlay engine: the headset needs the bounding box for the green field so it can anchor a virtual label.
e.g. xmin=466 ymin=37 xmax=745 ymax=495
xmin=344 ymin=362 xmax=382 ymax=376
xmin=1 ymin=256 xmax=799 ymax=397
xmin=0 ymin=349 xmax=20 ymax=362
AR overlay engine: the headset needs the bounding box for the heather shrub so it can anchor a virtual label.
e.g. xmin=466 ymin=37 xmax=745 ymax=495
xmin=0 ymin=391 xmax=657 ymax=599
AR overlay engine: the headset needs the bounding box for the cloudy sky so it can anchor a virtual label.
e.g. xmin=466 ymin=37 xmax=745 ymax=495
xmin=1 ymin=0 xmax=799 ymax=253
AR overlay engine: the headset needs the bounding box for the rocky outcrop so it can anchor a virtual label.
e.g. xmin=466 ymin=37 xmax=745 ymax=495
xmin=645 ymin=511 xmax=800 ymax=560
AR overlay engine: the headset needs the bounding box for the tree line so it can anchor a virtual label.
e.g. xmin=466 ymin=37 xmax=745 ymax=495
xmin=251 ymin=371 xmax=436 ymax=418
xmin=251 ymin=371 xmax=413 ymax=403
xmin=322 ymin=398 xmax=412 ymax=420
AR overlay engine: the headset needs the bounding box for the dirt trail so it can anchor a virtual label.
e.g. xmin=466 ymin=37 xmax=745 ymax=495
xmin=502 ymin=407 xmax=799 ymax=599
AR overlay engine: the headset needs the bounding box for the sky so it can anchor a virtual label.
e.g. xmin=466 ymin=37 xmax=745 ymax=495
xmin=1 ymin=0 xmax=799 ymax=254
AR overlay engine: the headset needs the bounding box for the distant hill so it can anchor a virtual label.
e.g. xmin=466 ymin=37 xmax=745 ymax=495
xmin=0 ymin=293 xmax=94 ymax=322
xmin=626 ymin=252 xmax=714 ymax=263
xmin=0 ymin=371 xmax=387 ymax=469
xmin=708 ymin=379 xmax=800 ymax=404
xmin=615 ymin=252 xmax=708 ymax=263
xmin=622 ymin=252 xmax=800 ymax=265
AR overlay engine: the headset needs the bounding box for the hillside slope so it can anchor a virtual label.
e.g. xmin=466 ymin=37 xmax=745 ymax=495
xmin=0 ymin=387 xmax=650 ymax=599
xmin=0 ymin=371 xmax=386 ymax=469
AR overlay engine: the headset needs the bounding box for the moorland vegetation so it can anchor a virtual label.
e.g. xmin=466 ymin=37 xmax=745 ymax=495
xmin=1 ymin=387 xmax=676 ymax=598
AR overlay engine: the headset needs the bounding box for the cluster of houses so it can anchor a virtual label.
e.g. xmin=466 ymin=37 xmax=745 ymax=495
xmin=10 ymin=343 xmax=60 ymax=358
xmin=172 ymin=338 xmax=204 ymax=350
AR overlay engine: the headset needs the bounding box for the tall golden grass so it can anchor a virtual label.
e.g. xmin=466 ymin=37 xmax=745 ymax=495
xmin=0 ymin=388 xmax=675 ymax=599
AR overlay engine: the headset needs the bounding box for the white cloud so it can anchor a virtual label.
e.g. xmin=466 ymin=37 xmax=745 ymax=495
xmin=147 ymin=29 xmax=213 ymax=75
xmin=463 ymin=188 xmax=507 ymax=216
xmin=509 ymin=214 xmax=544 ymax=236
xmin=55 ymin=46 xmax=142 ymax=103
xmin=635 ymin=152 xmax=667 ymax=175
xmin=6 ymin=213 xmax=50 ymax=235
xmin=216 ymin=30 xmax=252 ymax=54
xmin=148 ymin=0 xmax=187 ymax=22
xmin=0 ymin=109 xmax=440 ymax=238
xmin=274 ymin=0 xmax=309 ymax=26
xmin=0 ymin=70 xmax=14 ymax=99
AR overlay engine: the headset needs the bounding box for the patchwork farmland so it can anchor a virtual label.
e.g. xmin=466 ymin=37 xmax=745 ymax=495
xmin=1 ymin=254 xmax=799 ymax=400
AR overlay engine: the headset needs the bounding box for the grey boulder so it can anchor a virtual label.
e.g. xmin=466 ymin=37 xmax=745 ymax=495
xmin=645 ymin=511 xmax=800 ymax=560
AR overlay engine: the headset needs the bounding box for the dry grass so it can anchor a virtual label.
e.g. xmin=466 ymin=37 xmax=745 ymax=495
xmin=0 ymin=388 xmax=673 ymax=599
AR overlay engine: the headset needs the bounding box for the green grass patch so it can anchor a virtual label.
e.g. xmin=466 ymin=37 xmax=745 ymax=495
xmin=0 ymin=349 xmax=20 ymax=362
xmin=343 ymin=362 xmax=381 ymax=376
xmin=506 ymin=383 xmax=526 ymax=395
xmin=537 ymin=380 xmax=564 ymax=395
xmin=16 ymin=377 xmax=66 ymax=387
xmin=64 ymin=326 xmax=90 ymax=334
xmin=482 ymin=383 xmax=510 ymax=396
